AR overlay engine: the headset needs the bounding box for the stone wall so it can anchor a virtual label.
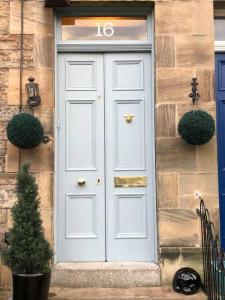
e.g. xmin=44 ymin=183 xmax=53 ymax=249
xmin=155 ymin=0 xmax=217 ymax=284
xmin=0 ymin=0 xmax=218 ymax=288
xmin=0 ymin=0 xmax=54 ymax=288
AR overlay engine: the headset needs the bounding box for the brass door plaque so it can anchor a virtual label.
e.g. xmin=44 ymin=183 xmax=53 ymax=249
xmin=114 ymin=176 xmax=147 ymax=188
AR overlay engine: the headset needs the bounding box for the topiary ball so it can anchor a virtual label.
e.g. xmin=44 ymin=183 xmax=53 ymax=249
xmin=178 ymin=110 xmax=215 ymax=145
xmin=7 ymin=113 xmax=44 ymax=149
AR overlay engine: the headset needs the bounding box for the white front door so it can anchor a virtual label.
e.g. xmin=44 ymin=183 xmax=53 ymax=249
xmin=57 ymin=53 xmax=156 ymax=262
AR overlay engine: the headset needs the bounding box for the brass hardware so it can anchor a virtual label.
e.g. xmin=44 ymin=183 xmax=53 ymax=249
xmin=114 ymin=176 xmax=147 ymax=188
xmin=78 ymin=178 xmax=86 ymax=187
xmin=123 ymin=113 xmax=135 ymax=123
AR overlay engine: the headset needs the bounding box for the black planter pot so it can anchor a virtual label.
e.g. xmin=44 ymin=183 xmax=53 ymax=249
xmin=12 ymin=272 xmax=51 ymax=300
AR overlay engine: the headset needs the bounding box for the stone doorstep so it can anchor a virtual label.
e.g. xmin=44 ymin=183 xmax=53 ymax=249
xmin=51 ymin=262 xmax=161 ymax=288
xmin=0 ymin=287 xmax=207 ymax=300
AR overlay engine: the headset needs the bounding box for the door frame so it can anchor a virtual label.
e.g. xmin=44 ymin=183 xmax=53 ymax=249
xmin=54 ymin=6 xmax=157 ymax=263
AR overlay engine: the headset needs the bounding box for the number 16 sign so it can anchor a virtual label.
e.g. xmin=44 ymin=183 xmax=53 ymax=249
xmin=96 ymin=23 xmax=114 ymax=37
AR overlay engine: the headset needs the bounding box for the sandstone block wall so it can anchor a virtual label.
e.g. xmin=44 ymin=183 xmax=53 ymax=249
xmin=0 ymin=0 xmax=54 ymax=287
xmin=155 ymin=0 xmax=217 ymax=284
xmin=0 ymin=0 xmax=218 ymax=288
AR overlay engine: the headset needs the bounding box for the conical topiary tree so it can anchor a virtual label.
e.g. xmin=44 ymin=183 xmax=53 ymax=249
xmin=2 ymin=164 xmax=53 ymax=274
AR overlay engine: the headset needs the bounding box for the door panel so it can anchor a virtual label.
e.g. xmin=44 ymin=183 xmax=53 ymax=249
xmin=105 ymin=53 xmax=156 ymax=261
xmin=66 ymin=100 xmax=96 ymax=170
xmin=57 ymin=53 xmax=105 ymax=261
xmin=114 ymin=100 xmax=145 ymax=170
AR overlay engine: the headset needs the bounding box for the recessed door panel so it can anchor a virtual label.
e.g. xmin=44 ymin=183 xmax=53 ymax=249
xmin=65 ymin=194 xmax=97 ymax=239
xmin=115 ymin=193 xmax=147 ymax=239
xmin=114 ymin=100 xmax=145 ymax=170
xmin=66 ymin=61 xmax=96 ymax=90
xmin=113 ymin=60 xmax=144 ymax=90
xmin=66 ymin=100 xmax=96 ymax=170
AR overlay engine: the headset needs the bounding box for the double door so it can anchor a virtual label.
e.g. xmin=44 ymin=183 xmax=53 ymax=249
xmin=57 ymin=52 xmax=156 ymax=262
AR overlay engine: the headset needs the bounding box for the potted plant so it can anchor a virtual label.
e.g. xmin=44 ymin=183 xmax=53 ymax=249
xmin=1 ymin=164 xmax=53 ymax=300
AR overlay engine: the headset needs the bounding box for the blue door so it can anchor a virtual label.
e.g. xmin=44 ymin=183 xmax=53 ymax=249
xmin=216 ymin=53 xmax=225 ymax=248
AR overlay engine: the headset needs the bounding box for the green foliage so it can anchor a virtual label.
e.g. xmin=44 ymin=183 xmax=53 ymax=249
xmin=178 ymin=110 xmax=215 ymax=145
xmin=7 ymin=113 xmax=44 ymax=149
xmin=2 ymin=164 xmax=53 ymax=274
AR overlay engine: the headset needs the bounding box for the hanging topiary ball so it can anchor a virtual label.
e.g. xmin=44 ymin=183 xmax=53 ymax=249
xmin=7 ymin=113 xmax=44 ymax=149
xmin=178 ymin=110 xmax=215 ymax=145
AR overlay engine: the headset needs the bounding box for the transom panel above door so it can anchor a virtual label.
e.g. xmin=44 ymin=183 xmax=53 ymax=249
xmin=57 ymin=53 xmax=156 ymax=262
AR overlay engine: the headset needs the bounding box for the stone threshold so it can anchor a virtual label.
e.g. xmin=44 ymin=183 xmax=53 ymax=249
xmin=52 ymin=262 xmax=161 ymax=288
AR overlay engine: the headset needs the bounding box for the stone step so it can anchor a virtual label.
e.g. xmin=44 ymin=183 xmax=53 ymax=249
xmin=0 ymin=287 xmax=207 ymax=300
xmin=52 ymin=262 xmax=161 ymax=288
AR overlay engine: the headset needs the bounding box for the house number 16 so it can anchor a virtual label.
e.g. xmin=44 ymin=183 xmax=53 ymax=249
xmin=96 ymin=23 xmax=114 ymax=37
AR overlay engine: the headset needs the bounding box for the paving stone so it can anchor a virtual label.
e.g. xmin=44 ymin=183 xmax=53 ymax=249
xmin=0 ymin=286 xmax=207 ymax=299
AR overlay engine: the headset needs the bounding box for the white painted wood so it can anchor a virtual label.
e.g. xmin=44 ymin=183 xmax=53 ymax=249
xmin=57 ymin=53 xmax=156 ymax=262
xmin=105 ymin=53 xmax=156 ymax=261
xmin=57 ymin=43 xmax=152 ymax=53
xmin=215 ymin=41 xmax=225 ymax=52
xmin=57 ymin=53 xmax=105 ymax=261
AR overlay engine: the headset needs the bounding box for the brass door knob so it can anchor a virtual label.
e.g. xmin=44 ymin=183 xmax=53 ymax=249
xmin=78 ymin=178 xmax=86 ymax=186
xmin=123 ymin=113 xmax=135 ymax=123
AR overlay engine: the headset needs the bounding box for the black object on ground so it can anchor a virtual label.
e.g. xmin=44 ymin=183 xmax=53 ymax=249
xmin=172 ymin=267 xmax=202 ymax=295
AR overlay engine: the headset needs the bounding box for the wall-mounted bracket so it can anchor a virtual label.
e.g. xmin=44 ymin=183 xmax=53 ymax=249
xmin=189 ymin=77 xmax=200 ymax=104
